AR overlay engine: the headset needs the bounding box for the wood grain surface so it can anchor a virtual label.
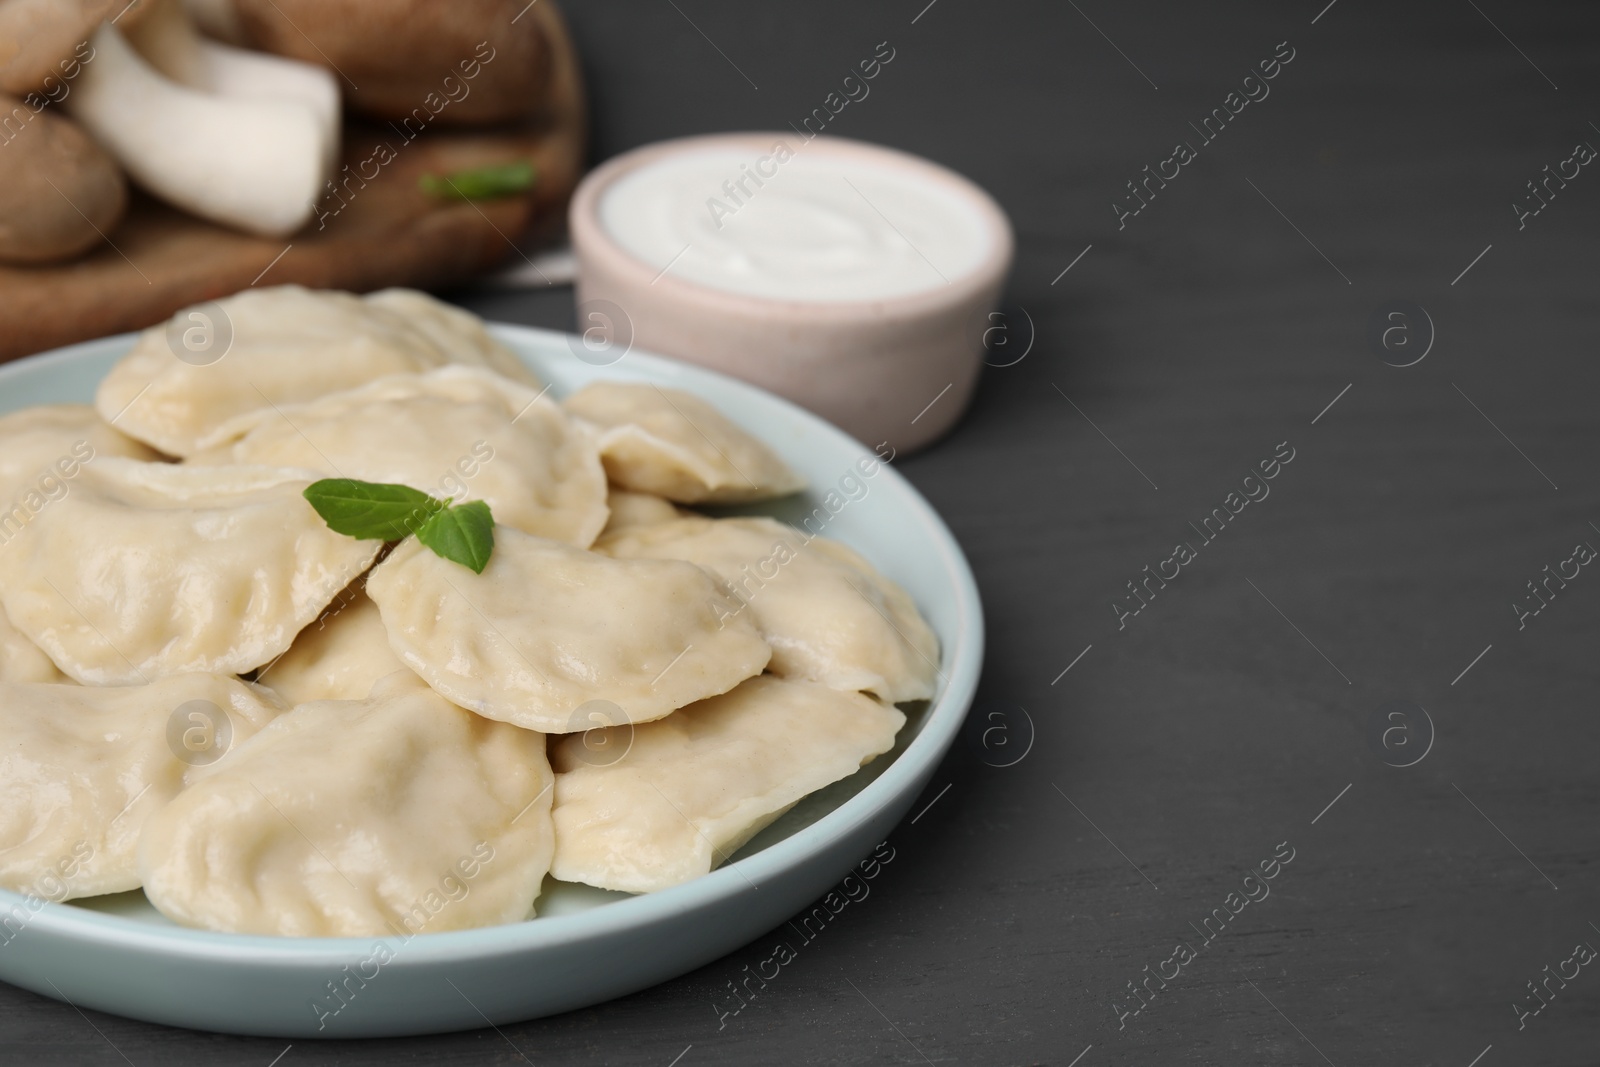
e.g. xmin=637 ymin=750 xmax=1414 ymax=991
xmin=3 ymin=1 xmax=1599 ymax=1065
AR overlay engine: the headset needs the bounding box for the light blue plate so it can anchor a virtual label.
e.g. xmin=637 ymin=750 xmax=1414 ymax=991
xmin=0 ymin=324 xmax=983 ymax=1038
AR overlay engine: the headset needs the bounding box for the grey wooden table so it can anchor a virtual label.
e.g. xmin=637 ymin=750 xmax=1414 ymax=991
xmin=5 ymin=1 xmax=1599 ymax=1063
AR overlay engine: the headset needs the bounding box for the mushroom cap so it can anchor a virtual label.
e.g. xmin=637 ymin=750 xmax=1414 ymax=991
xmin=232 ymin=0 xmax=550 ymax=126
xmin=0 ymin=92 xmax=127 ymax=263
xmin=0 ymin=0 xmax=150 ymax=95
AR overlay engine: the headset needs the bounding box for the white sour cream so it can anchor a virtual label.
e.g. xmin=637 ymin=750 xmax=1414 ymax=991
xmin=598 ymin=145 xmax=995 ymax=303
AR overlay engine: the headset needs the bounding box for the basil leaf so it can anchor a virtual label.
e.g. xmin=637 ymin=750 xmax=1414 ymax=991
xmin=302 ymin=479 xmax=444 ymax=541
xmin=416 ymin=500 xmax=496 ymax=574
xmin=419 ymin=160 xmax=537 ymax=201
xmin=303 ymin=480 xmax=496 ymax=572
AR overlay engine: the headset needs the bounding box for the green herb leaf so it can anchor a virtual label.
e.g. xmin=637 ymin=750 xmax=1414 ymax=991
xmin=419 ymin=160 xmax=537 ymax=201
xmin=303 ymin=479 xmax=497 ymax=572
xmin=416 ymin=500 xmax=496 ymax=574
xmin=302 ymin=479 xmax=444 ymax=541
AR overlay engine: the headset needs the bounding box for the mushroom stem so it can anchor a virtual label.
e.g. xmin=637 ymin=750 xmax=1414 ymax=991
xmin=63 ymin=20 xmax=324 ymax=237
xmin=127 ymin=0 xmax=338 ymax=176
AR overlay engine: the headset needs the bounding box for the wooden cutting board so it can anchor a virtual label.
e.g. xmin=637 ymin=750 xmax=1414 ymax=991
xmin=0 ymin=1 xmax=586 ymax=363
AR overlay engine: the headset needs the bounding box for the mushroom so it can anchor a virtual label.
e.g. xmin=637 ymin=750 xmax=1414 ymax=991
xmin=230 ymin=0 xmax=550 ymax=126
xmin=62 ymin=18 xmax=327 ymax=236
xmin=0 ymin=0 xmax=144 ymax=97
xmin=0 ymin=91 xmax=126 ymax=263
xmin=179 ymin=0 xmax=247 ymax=46
xmin=125 ymin=0 xmax=338 ymax=175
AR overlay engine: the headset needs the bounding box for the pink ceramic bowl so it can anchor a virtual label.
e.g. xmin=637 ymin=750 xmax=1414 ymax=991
xmin=568 ymin=133 xmax=1013 ymax=453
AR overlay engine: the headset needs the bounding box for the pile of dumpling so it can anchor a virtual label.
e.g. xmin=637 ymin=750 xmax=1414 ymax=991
xmin=0 ymin=286 xmax=939 ymax=938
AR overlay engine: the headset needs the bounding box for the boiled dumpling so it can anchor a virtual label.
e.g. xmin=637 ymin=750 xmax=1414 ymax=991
xmin=600 ymin=488 xmax=686 ymax=535
xmin=366 ymin=529 xmax=771 ymax=732
xmin=94 ymin=286 xmax=539 ymax=456
xmin=550 ymin=676 xmax=904 ymax=893
xmin=0 ymin=606 xmax=66 ymax=684
xmin=0 ymin=405 xmax=158 ymax=509
xmin=598 ymin=517 xmax=940 ymax=703
xmin=0 ymin=406 xmax=158 ymax=579
xmin=0 ymin=459 xmax=382 ymax=685
xmin=564 ymin=382 xmax=805 ymax=503
xmin=256 ymin=592 xmax=406 ymax=706
xmin=0 ymin=673 xmax=285 ymax=899
xmin=364 ymin=288 xmax=533 ymax=379
xmin=189 ymin=366 xmax=608 ymax=547
xmin=0 ymin=408 xmax=155 ymax=684
xmin=139 ymin=671 xmax=555 ymax=937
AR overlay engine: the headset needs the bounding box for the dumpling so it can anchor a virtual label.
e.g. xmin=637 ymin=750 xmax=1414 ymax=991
xmin=0 ymin=673 xmax=285 ymax=900
xmin=550 ymin=676 xmax=904 ymax=893
xmin=366 ymin=529 xmax=771 ymax=732
xmin=0 ymin=406 xmax=161 ymax=558
xmin=364 ymin=288 xmax=533 ymax=382
xmin=598 ymin=517 xmax=940 ymax=703
xmin=188 ymin=366 xmax=608 ymax=547
xmin=563 ymin=382 xmax=805 ymax=503
xmin=0 ymin=606 xmax=66 ymax=684
xmin=139 ymin=672 xmax=554 ymax=937
xmin=0 ymin=459 xmax=382 ymax=686
xmin=0 ymin=405 xmax=158 ymax=511
xmin=256 ymin=592 xmax=406 ymax=706
xmin=600 ymin=488 xmax=686 ymax=535
xmin=0 ymin=406 xmax=160 ymax=683
xmin=94 ymin=286 xmax=539 ymax=456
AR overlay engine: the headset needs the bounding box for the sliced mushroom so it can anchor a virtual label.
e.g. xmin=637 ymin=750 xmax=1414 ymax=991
xmin=126 ymin=0 xmax=337 ymax=175
xmin=0 ymin=92 xmax=126 ymax=264
xmin=231 ymin=0 xmax=550 ymax=126
xmin=63 ymin=19 xmax=324 ymax=236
